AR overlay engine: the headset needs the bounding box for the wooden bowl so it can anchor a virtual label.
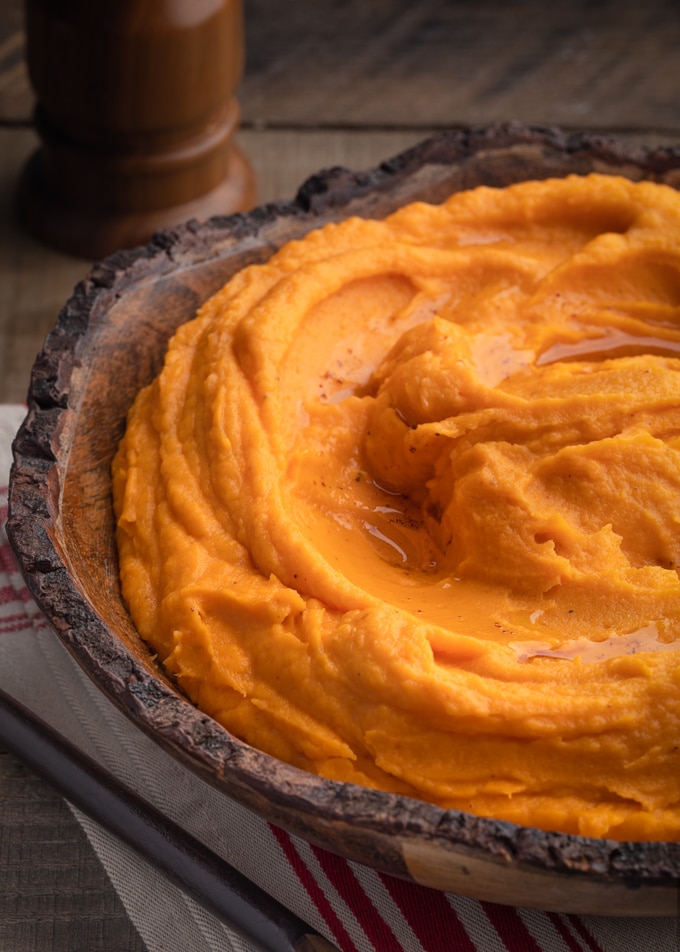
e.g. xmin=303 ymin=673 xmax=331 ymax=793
xmin=8 ymin=123 xmax=680 ymax=916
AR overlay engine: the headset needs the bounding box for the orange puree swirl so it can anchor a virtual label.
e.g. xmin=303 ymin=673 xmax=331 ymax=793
xmin=113 ymin=174 xmax=680 ymax=841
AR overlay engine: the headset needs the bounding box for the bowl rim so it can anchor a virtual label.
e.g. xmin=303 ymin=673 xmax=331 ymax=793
xmin=8 ymin=120 xmax=680 ymax=895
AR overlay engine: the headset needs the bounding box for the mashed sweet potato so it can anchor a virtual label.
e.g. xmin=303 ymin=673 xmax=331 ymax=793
xmin=113 ymin=173 xmax=680 ymax=841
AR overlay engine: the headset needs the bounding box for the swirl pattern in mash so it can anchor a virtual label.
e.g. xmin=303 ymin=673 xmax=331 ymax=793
xmin=113 ymin=174 xmax=680 ymax=840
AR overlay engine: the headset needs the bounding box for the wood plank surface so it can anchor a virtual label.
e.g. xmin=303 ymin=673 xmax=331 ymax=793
xmin=0 ymin=0 xmax=26 ymax=124
xmin=0 ymin=752 xmax=147 ymax=952
xmin=2 ymin=0 xmax=680 ymax=132
xmin=241 ymin=0 xmax=680 ymax=132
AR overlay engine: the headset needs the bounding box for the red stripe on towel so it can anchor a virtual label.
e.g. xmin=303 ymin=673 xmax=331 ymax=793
xmin=270 ymin=825 xmax=360 ymax=952
xmin=380 ymin=872 xmax=478 ymax=952
xmin=566 ymin=915 xmax=605 ymax=952
xmin=0 ymin=617 xmax=41 ymax=635
xmin=0 ymin=540 xmax=20 ymax=579
xmin=546 ymin=912 xmax=589 ymax=952
xmin=482 ymin=902 xmax=544 ymax=951
xmin=0 ymin=584 xmax=18 ymax=604
xmin=310 ymin=845 xmax=405 ymax=952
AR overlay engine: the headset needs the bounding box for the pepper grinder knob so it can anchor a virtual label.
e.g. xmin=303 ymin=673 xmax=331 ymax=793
xmin=16 ymin=0 xmax=256 ymax=259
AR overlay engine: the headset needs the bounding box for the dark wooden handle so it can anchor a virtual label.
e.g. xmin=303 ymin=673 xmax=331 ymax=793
xmin=0 ymin=686 xmax=340 ymax=952
xmin=296 ymin=937 xmax=344 ymax=952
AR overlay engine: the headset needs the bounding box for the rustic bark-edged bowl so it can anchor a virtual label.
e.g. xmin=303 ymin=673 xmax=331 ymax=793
xmin=8 ymin=123 xmax=680 ymax=916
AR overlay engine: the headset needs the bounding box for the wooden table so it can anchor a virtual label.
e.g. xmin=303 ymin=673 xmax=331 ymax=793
xmin=1 ymin=1 xmax=679 ymax=948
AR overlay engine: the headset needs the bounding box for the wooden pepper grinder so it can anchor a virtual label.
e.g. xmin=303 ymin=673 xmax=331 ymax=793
xmin=16 ymin=0 xmax=256 ymax=259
